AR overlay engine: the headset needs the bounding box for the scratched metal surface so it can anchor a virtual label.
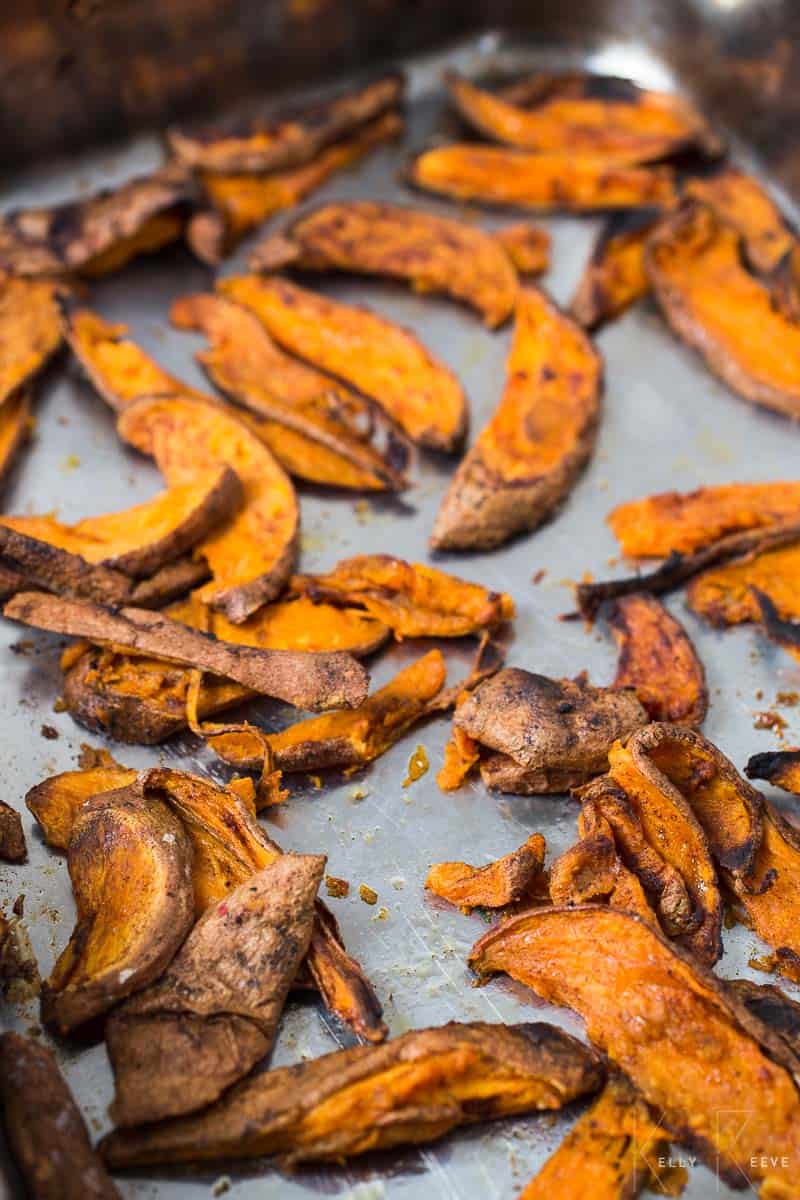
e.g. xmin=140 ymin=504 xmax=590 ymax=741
xmin=2 ymin=30 xmax=800 ymax=1200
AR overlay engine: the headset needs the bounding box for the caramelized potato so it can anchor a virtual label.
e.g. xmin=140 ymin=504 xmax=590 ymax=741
xmin=493 ymin=222 xmax=550 ymax=275
xmin=26 ymin=761 xmax=138 ymax=851
xmin=0 ymin=799 xmax=26 ymax=863
xmin=0 ymin=388 xmax=33 ymax=485
xmin=569 ymin=210 xmax=660 ymax=329
xmin=685 ymin=168 xmax=794 ymax=273
xmin=688 ymin=540 xmax=800 ymax=626
xmin=425 ymin=833 xmax=545 ymax=910
xmin=609 ymin=592 xmax=708 ymax=725
xmin=0 ymin=275 xmax=63 ymax=404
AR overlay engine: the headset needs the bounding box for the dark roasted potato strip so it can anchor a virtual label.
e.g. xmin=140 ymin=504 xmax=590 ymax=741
xmin=609 ymin=592 xmax=707 ymax=725
xmin=684 ymin=168 xmax=794 ymax=273
xmin=425 ymin=833 xmax=545 ymax=910
xmin=569 ymin=210 xmax=661 ymax=329
xmin=0 ymin=799 xmax=26 ymax=863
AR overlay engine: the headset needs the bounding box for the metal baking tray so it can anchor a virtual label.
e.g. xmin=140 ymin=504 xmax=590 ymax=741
xmin=2 ymin=27 xmax=800 ymax=1200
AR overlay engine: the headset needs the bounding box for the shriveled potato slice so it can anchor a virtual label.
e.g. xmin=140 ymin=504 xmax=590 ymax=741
xmin=747 ymin=749 xmax=800 ymax=796
xmin=609 ymin=592 xmax=707 ymax=725
xmin=430 ymin=288 xmax=601 ymax=551
xmin=219 ymin=274 xmax=467 ymax=452
xmin=0 ymin=388 xmax=34 ymax=485
xmin=647 ymin=203 xmax=800 ymax=419
xmin=408 ymin=145 xmax=678 ymax=213
xmin=254 ymin=200 xmax=519 ymax=328
xmin=41 ymin=782 xmax=195 ymax=1034
xmin=0 ymin=799 xmax=26 ymax=863
xmin=26 ymin=756 xmax=139 ymax=851
xmin=0 ymin=275 xmax=63 ymax=403
xmin=685 ymin=168 xmax=794 ymax=273
xmin=569 ymin=209 xmax=661 ymax=329
xmin=100 ymin=1021 xmax=603 ymax=1169
xmin=688 ymin=540 xmax=800 ymax=626
xmin=118 ymin=393 xmax=298 ymax=620
xmin=426 ymin=833 xmax=545 ymax=911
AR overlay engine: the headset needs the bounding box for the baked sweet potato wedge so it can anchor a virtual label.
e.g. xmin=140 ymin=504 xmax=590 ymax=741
xmin=408 ymin=145 xmax=678 ymax=213
xmin=493 ymin=222 xmax=550 ymax=274
xmin=5 ymin=592 xmax=369 ymax=711
xmin=171 ymin=293 xmax=404 ymax=491
xmin=290 ymin=554 xmax=514 ymax=638
xmin=687 ymin=540 xmax=800 ymax=626
xmin=0 ymin=525 xmax=137 ymax=606
xmin=107 ymin=854 xmax=324 ymax=1126
xmin=437 ymin=724 xmax=481 ymax=792
xmin=431 ymin=288 xmax=601 ymax=551
xmin=453 ymin=669 xmax=647 ymax=794
xmin=168 ymin=73 xmax=403 ymax=173
xmin=0 ymin=388 xmax=33 ymax=486
xmin=425 ymin=833 xmax=545 ymax=911
xmin=609 ymin=481 xmax=800 ymax=558
xmin=118 ymin=393 xmax=298 ymax=620
xmin=219 ymin=274 xmax=468 ymax=452
xmin=0 ymin=799 xmax=26 ymax=863
xmin=255 ymin=200 xmax=519 ymax=328
xmin=41 ymin=781 xmax=195 ymax=1034
xmin=469 ymin=906 xmax=800 ymax=1193
xmin=747 ymin=749 xmax=800 ymax=795
xmin=26 ymin=760 xmax=138 ymax=851
xmin=609 ymin=592 xmax=708 ymax=725
xmin=728 ymin=978 xmax=800 ymax=1057
xmin=647 ymin=203 xmax=800 ymax=419
xmin=517 ymin=1073 xmax=672 ymax=1200
xmin=569 ymin=210 xmax=661 ymax=329
xmin=100 ymin=1020 xmax=603 ymax=1169
xmin=0 ymin=163 xmax=192 ymax=277
xmin=0 ymin=275 xmax=63 ymax=405
xmin=0 ymin=1033 xmax=121 ymax=1200
xmin=446 ymin=71 xmax=718 ymax=163
xmin=684 ymin=168 xmax=794 ymax=274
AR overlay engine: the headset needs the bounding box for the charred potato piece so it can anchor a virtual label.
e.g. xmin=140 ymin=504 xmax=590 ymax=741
xmin=101 ymin=1021 xmax=603 ymax=1168
xmin=0 ymin=1033 xmax=121 ymax=1199
xmin=747 ymin=749 xmax=800 ymax=795
xmin=425 ymin=833 xmax=545 ymax=910
xmin=256 ymin=200 xmax=519 ymax=328
xmin=469 ymin=906 xmax=800 ymax=1194
xmin=752 ymin=587 xmax=800 ymax=664
xmin=26 ymin=761 xmax=138 ymax=851
xmin=431 ymin=288 xmax=601 ymax=551
xmin=0 ymin=275 xmax=63 ymax=404
xmin=41 ymin=782 xmax=195 ymax=1034
xmin=220 ymin=275 xmax=467 ymax=452
xmin=0 ymin=388 xmax=33 ymax=487
xmin=107 ymin=854 xmax=324 ymax=1126
xmin=453 ymin=669 xmax=647 ymax=794
xmin=609 ymin=592 xmax=708 ymax=725
xmin=0 ymin=800 xmax=26 ymax=863
xmin=569 ymin=209 xmax=661 ymax=329
xmin=647 ymin=203 xmax=800 ymax=419
xmin=688 ymin=540 xmax=800 ymax=626
xmin=684 ymin=168 xmax=794 ymax=274
xmin=728 ymin=978 xmax=800 ymax=1058
xmin=408 ymin=145 xmax=678 ymax=213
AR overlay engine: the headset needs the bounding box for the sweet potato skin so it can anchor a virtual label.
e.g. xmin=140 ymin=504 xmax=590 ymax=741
xmin=100 ymin=1021 xmax=603 ymax=1168
xmin=569 ymin=210 xmax=660 ymax=329
xmin=219 ymin=274 xmax=468 ymax=452
xmin=647 ymin=203 xmax=800 ymax=419
xmin=268 ymin=200 xmax=519 ymax=328
xmin=0 ymin=800 xmax=26 ymax=863
xmin=469 ymin=906 xmax=800 ymax=1192
xmin=41 ymin=783 xmax=195 ymax=1034
xmin=431 ymin=288 xmax=602 ymax=551
xmin=609 ymin=592 xmax=708 ymax=726
xmin=425 ymin=833 xmax=545 ymax=910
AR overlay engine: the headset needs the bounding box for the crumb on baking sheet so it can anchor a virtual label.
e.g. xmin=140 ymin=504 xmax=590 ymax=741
xmin=403 ymin=744 xmax=429 ymax=787
xmin=359 ymin=883 xmax=378 ymax=906
xmin=325 ymin=875 xmax=350 ymax=899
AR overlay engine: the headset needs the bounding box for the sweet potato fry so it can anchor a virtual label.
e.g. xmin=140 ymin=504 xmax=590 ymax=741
xmin=425 ymin=833 xmax=545 ymax=911
xmin=100 ymin=1021 xmax=603 ymax=1169
xmin=687 ymin=540 xmax=800 ymax=626
xmin=729 ymin=800 xmax=800 ymax=984
xmin=407 ymin=145 xmax=678 ymax=213
xmin=469 ymin=906 xmax=800 ymax=1194
xmin=5 ymin=592 xmax=369 ymax=711
xmin=684 ymin=168 xmax=794 ymax=274
xmin=256 ymin=200 xmax=519 ymax=328
xmin=747 ymin=748 xmax=800 ymax=795
xmin=647 ymin=203 xmax=800 ymax=419
xmin=453 ymin=669 xmax=646 ymax=794
xmin=290 ymin=554 xmax=514 ymax=638
xmin=517 ymin=1074 xmax=672 ymax=1200
xmin=26 ymin=761 xmax=138 ymax=851
xmin=168 ymin=73 xmax=403 ymax=173
xmin=0 ymin=163 xmax=192 ymax=277
xmin=0 ymin=275 xmax=63 ymax=405
xmin=437 ymin=725 xmax=481 ymax=791
xmin=191 ymin=111 xmax=402 ymax=263
xmin=0 ymin=388 xmax=33 ymax=486
xmin=609 ymin=592 xmax=708 ymax=725
xmin=446 ymin=71 xmax=718 ymax=163
xmin=107 ymin=854 xmax=324 ymax=1126
xmin=171 ymin=293 xmax=404 ymax=491
xmin=608 ymin=481 xmax=800 ymax=558
xmin=0 ymin=799 xmax=26 ymax=863
xmin=219 ymin=274 xmax=467 ymax=452
xmin=430 ymin=288 xmax=601 ymax=551
xmin=0 ymin=1033 xmax=121 ymax=1200
xmin=569 ymin=210 xmax=661 ymax=329
xmin=41 ymin=781 xmax=195 ymax=1034
xmin=493 ymin=223 xmax=550 ymax=275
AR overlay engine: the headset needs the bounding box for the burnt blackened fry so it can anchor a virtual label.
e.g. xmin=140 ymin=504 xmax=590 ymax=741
xmin=747 ymin=748 xmax=800 ymax=792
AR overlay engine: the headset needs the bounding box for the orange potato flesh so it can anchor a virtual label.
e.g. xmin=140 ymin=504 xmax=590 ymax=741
xmin=0 ymin=388 xmax=33 ymax=483
xmin=687 ymin=541 xmax=800 ymax=626
xmin=218 ymin=275 xmax=467 ymax=452
xmin=730 ymin=804 xmax=800 ymax=984
xmin=684 ymin=169 xmax=794 ymax=274
xmin=569 ymin=211 xmax=659 ymax=329
xmin=437 ymin=726 xmax=481 ymax=792
xmin=0 ymin=275 xmax=63 ymax=405
xmin=609 ymin=592 xmax=708 ymax=726
xmin=493 ymin=223 xmax=550 ymax=275
xmin=26 ymin=765 xmax=139 ymax=851
xmin=425 ymin=833 xmax=545 ymax=910
xmin=608 ymin=482 xmax=800 ymax=558
xmin=80 ymin=211 xmax=185 ymax=278
xmin=409 ymin=145 xmax=678 ymax=212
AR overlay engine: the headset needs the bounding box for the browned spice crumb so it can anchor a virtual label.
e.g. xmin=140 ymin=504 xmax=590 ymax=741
xmin=12 ymin=895 xmax=24 ymax=918
xmin=754 ymin=711 xmax=788 ymax=732
xmin=375 ymin=907 xmax=389 ymax=921
xmin=359 ymin=883 xmax=378 ymax=906
xmin=776 ymin=691 xmax=800 ymax=707
xmin=9 ymin=640 xmax=34 ymax=656
xmin=532 ymin=568 xmax=546 ymax=585
xmin=755 ymin=689 xmax=764 ymax=700
xmin=325 ymin=875 xmax=350 ymax=899
xmin=403 ymin=744 xmax=429 ymax=787
xmin=53 ymin=697 xmax=67 ymax=713
xmin=40 ymin=724 xmax=59 ymax=740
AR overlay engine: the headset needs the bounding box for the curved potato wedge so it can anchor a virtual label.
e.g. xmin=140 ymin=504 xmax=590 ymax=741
xmin=0 ymin=275 xmax=63 ymax=404
xmin=408 ymin=145 xmax=678 ymax=213
xmin=170 ymin=293 xmax=404 ymax=491
xmin=290 ymin=554 xmax=514 ymax=638
xmin=425 ymin=833 xmax=545 ymax=911
xmin=118 ymin=393 xmax=298 ymax=620
xmin=747 ymin=749 xmax=800 ymax=795
xmin=609 ymin=592 xmax=708 ymax=725
xmin=26 ymin=762 xmax=138 ymax=851
xmin=609 ymin=481 xmax=800 ymax=558
xmin=0 ymin=388 xmax=34 ymax=486
xmin=3 ymin=467 xmax=242 ymax=578
xmin=647 ymin=203 xmax=800 ymax=419
xmin=168 ymin=73 xmax=403 ymax=173
xmin=41 ymin=782 xmax=195 ymax=1034
xmin=218 ymin=275 xmax=467 ymax=452
xmin=446 ymin=71 xmax=718 ymax=163
xmin=107 ymin=854 xmax=324 ymax=1126
xmin=469 ymin=907 xmax=800 ymax=1193
xmin=688 ymin=540 xmax=800 ymax=626
xmin=258 ymin=201 xmax=519 ymax=328
xmin=729 ymin=801 xmax=800 ymax=984
xmin=431 ymin=288 xmax=601 ymax=551
xmin=100 ymin=1021 xmax=603 ymax=1169
xmin=569 ymin=209 xmax=661 ymax=329
xmin=684 ymin=168 xmax=794 ymax=274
